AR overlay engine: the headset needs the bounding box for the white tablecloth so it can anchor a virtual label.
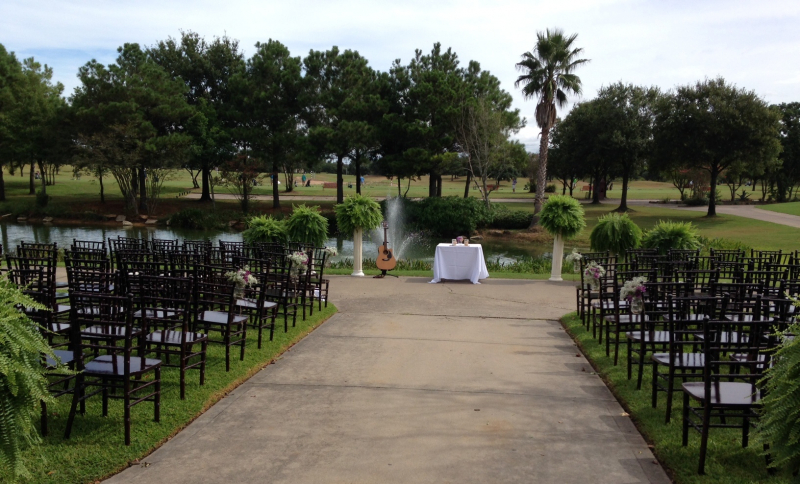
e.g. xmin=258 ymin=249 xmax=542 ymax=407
xmin=430 ymin=243 xmax=489 ymax=284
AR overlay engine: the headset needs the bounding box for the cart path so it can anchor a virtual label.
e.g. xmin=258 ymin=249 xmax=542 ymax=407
xmin=623 ymin=199 xmax=800 ymax=229
xmin=105 ymin=276 xmax=668 ymax=484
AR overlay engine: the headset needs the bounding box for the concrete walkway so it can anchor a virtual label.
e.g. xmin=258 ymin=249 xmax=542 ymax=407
xmin=106 ymin=276 xmax=669 ymax=484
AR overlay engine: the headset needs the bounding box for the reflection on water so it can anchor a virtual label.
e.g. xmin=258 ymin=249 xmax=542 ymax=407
xmin=0 ymin=222 xmax=556 ymax=264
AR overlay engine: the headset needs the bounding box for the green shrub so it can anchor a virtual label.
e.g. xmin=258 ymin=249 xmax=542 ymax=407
xmin=286 ymin=204 xmax=329 ymax=247
xmin=545 ymin=184 xmax=557 ymax=193
xmin=35 ymin=190 xmax=49 ymax=208
xmin=489 ymin=205 xmax=533 ymax=229
xmin=409 ymin=196 xmax=491 ymax=237
xmin=684 ymin=192 xmax=708 ymax=206
xmin=169 ymin=208 xmax=224 ymax=230
xmin=641 ymin=220 xmax=701 ymax=254
xmin=335 ymin=194 xmax=383 ymax=235
xmin=696 ymin=236 xmax=753 ymax=255
xmin=538 ymin=195 xmax=586 ymax=238
xmin=589 ymin=213 xmax=642 ymax=255
xmin=0 ymin=279 xmax=63 ymax=478
xmin=242 ymin=215 xmax=288 ymax=244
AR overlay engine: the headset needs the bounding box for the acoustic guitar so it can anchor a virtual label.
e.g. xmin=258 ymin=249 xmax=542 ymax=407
xmin=375 ymin=221 xmax=397 ymax=273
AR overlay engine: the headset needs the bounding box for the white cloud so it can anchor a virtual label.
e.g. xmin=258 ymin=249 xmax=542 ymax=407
xmin=2 ymin=0 xmax=798 ymax=152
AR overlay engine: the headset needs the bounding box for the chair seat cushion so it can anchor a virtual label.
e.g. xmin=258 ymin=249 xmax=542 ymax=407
xmin=147 ymin=330 xmax=208 ymax=345
xmin=625 ymin=330 xmax=670 ymax=343
xmin=592 ymin=300 xmax=629 ymax=310
xmin=82 ymin=325 xmax=140 ymax=338
xmin=84 ymin=355 xmax=161 ymax=376
xmin=236 ymin=298 xmax=278 ymax=310
xmin=604 ymin=314 xmax=650 ymax=323
xmin=134 ymin=308 xmax=180 ymax=319
xmin=45 ymin=349 xmax=75 ymax=368
xmin=198 ymin=310 xmax=248 ymax=325
xmin=682 ymin=381 xmax=762 ymax=406
xmin=652 ymin=352 xmax=704 ymax=367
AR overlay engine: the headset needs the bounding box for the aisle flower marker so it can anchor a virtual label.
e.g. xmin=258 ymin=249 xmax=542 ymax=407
xmin=226 ymin=266 xmax=258 ymax=298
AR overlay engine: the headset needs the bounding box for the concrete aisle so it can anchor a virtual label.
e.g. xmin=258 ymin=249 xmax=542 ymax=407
xmin=106 ymin=276 xmax=669 ymax=484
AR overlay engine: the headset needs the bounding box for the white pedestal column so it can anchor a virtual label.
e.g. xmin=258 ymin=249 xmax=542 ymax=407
xmin=351 ymin=227 xmax=365 ymax=277
xmin=549 ymin=234 xmax=564 ymax=281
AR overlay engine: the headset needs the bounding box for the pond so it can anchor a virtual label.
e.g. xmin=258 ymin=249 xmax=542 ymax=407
xmin=0 ymin=222 xmax=556 ymax=265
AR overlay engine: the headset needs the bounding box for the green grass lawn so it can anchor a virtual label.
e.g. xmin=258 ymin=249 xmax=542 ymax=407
xmin=561 ymin=312 xmax=789 ymax=483
xmin=4 ymin=304 xmax=337 ymax=484
xmin=757 ymin=201 xmax=800 ymax=217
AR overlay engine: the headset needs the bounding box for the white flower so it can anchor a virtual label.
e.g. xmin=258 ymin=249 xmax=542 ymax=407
xmin=620 ymin=277 xmax=648 ymax=301
xmin=564 ymin=248 xmax=583 ymax=263
xmin=225 ymin=266 xmax=258 ymax=288
xmin=323 ymin=246 xmax=338 ymax=257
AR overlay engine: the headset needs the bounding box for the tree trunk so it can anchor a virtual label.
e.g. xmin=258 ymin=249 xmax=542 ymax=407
xmin=99 ymin=171 xmax=105 ymax=204
xmin=336 ymin=154 xmax=344 ymax=204
xmin=464 ymin=172 xmax=472 ymax=198
xmin=37 ymin=160 xmax=46 ymax=196
xmin=592 ymin=171 xmax=601 ymax=204
xmin=428 ymin=172 xmax=436 ymax=197
xmin=436 ymin=174 xmax=442 ymax=197
xmin=29 ymin=159 xmax=35 ymax=195
xmin=534 ymin=126 xmax=550 ymax=214
xmin=138 ymin=167 xmax=147 ymax=213
xmin=616 ymin=171 xmax=630 ymax=212
xmin=272 ymin=159 xmax=280 ymax=210
xmin=200 ymin=166 xmax=212 ymax=201
xmin=707 ymin=168 xmax=718 ymax=217
xmin=397 ymin=177 xmax=401 ymax=198
xmin=0 ymin=167 xmax=5 ymax=201
xmin=355 ymin=152 xmax=362 ymax=195
xmin=561 ymin=180 xmax=566 ymax=195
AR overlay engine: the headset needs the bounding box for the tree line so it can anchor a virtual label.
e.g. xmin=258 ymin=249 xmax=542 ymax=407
xmin=0 ymin=33 xmax=527 ymax=215
xmin=548 ymin=78 xmax=797 ymax=217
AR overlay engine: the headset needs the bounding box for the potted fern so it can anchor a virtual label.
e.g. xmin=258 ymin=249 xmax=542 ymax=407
xmin=335 ymin=194 xmax=383 ymax=277
xmin=286 ymin=205 xmax=329 ymax=248
xmin=0 ymin=279 xmax=65 ymax=478
xmin=538 ymin=195 xmax=586 ymax=281
xmin=242 ymin=215 xmax=289 ymax=244
xmin=589 ymin=213 xmax=642 ymax=256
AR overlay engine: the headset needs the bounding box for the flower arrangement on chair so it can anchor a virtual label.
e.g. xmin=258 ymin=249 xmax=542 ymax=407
xmin=288 ymin=251 xmax=310 ymax=277
xmin=225 ymin=266 xmax=258 ymax=298
xmin=620 ymin=276 xmax=648 ymax=314
xmin=564 ymin=248 xmax=582 ymax=273
xmin=583 ymin=261 xmax=605 ymax=290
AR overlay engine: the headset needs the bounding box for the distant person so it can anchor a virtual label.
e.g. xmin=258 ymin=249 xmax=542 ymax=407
xmin=512 ymin=177 xmax=517 ymax=193
xmin=302 ymin=173 xmax=307 ymax=184
xmin=35 ymin=171 xmax=40 ymax=180
xmin=360 ymin=176 xmax=365 ymax=185
xmin=305 ymin=179 xmax=311 ymax=187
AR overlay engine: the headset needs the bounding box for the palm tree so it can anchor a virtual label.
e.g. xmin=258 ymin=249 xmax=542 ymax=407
xmin=515 ymin=29 xmax=589 ymax=217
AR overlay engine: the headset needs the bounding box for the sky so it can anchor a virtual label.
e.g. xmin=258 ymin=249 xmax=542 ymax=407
xmin=2 ymin=0 xmax=799 ymax=152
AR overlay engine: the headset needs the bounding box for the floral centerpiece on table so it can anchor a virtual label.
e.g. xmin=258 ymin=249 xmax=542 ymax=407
xmin=564 ymin=248 xmax=582 ymax=273
xmin=226 ymin=266 xmax=258 ymax=298
xmin=620 ymin=276 xmax=648 ymax=314
xmin=288 ymin=251 xmax=310 ymax=277
xmin=583 ymin=261 xmax=605 ymax=290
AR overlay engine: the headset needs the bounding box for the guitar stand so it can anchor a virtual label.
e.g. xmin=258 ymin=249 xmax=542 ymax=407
xmin=374 ymin=270 xmax=399 ymax=279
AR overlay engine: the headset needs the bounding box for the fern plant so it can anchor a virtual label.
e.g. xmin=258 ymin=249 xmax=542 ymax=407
xmin=758 ymin=313 xmax=800 ymax=475
xmin=0 ymin=278 xmax=59 ymax=478
xmin=640 ymin=220 xmax=701 ymax=255
xmin=242 ymin=215 xmax=288 ymax=244
xmin=538 ymin=195 xmax=586 ymax=238
xmin=285 ymin=205 xmax=329 ymax=247
xmin=589 ymin=213 xmax=642 ymax=255
xmin=335 ymin=194 xmax=383 ymax=234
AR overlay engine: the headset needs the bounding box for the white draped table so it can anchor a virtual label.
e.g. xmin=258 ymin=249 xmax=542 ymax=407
xmin=430 ymin=243 xmax=490 ymax=284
